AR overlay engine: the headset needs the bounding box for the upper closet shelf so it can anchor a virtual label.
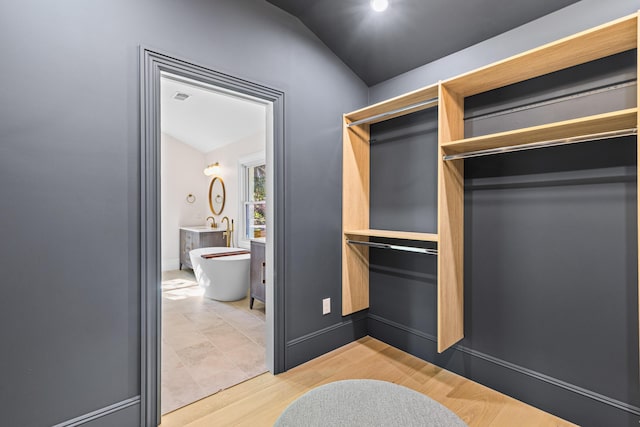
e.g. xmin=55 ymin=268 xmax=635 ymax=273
xmin=441 ymin=108 xmax=638 ymax=157
xmin=345 ymin=229 xmax=439 ymax=243
xmin=443 ymin=13 xmax=637 ymax=97
xmin=347 ymin=97 xmax=438 ymax=127
xmin=345 ymin=83 xmax=439 ymax=126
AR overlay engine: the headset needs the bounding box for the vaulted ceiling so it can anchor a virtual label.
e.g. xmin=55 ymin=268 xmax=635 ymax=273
xmin=266 ymin=0 xmax=581 ymax=86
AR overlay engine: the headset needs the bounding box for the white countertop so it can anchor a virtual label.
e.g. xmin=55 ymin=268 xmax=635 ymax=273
xmin=180 ymin=226 xmax=223 ymax=233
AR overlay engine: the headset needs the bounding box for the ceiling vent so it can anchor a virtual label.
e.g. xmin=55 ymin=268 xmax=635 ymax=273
xmin=173 ymin=92 xmax=190 ymax=101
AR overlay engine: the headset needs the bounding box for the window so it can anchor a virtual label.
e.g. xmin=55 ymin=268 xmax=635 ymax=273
xmin=242 ymin=161 xmax=266 ymax=242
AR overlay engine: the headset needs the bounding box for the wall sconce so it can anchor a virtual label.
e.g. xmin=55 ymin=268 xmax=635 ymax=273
xmin=204 ymin=162 xmax=220 ymax=176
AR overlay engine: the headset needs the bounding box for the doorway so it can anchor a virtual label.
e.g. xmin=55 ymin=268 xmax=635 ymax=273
xmin=160 ymin=72 xmax=271 ymax=414
xmin=140 ymin=48 xmax=285 ymax=426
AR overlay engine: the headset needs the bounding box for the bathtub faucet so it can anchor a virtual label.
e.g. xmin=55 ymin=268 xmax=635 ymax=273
xmin=206 ymin=216 xmax=217 ymax=229
xmin=221 ymin=216 xmax=234 ymax=247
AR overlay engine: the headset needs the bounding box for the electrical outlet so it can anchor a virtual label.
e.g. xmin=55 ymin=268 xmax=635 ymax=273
xmin=322 ymin=298 xmax=331 ymax=315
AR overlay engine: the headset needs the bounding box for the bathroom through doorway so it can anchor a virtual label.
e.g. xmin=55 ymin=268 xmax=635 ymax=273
xmin=140 ymin=47 xmax=285 ymax=425
xmin=158 ymin=72 xmax=273 ymax=415
xmin=159 ymin=72 xmax=272 ymax=414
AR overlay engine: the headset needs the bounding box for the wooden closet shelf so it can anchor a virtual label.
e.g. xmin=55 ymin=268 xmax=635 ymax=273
xmin=345 ymin=229 xmax=439 ymax=242
xmin=443 ymin=13 xmax=637 ymax=97
xmin=342 ymin=12 xmax=640 ymax=354
xmin=345 ymin=83 xmax=439 ymax=125
xmin=441 ymin=108 xmax=638 ymax=155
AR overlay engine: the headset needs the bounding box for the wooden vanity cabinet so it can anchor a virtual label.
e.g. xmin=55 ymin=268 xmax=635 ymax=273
xmin=250 ymin=240 xmax=266 ymax=309
xmin=179 ymin=228 xmax=226 ymax=270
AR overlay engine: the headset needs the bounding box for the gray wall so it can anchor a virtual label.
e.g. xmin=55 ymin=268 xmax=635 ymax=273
xmin=368 ymin=45 xmax=638 ymax=427
xmin=370 ymin=110 xmax=438 ymax=234
xmin=0 ymin=1 xmax=367 ymax=426
xmin=1 ymin=0 xmax=638 ymax=425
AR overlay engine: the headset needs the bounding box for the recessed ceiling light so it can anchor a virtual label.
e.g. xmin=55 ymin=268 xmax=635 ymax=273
xmin=370 ymin=0 xmax=388 ymax=12
xmin=173 ymin=92 xmax=190 ymax=101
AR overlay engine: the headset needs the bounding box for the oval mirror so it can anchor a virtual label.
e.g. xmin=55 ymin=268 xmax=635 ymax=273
xmin=208 ymin=176 xmax=226 ymax=215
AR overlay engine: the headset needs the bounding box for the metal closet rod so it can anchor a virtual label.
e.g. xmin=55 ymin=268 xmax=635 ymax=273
xmin=442 ymin=128 xmax=638 ymax=161
xmin=346 ymin=239 xmax=438 ymax=255
xmin=346 ymin=97 xmax=439 ymax=128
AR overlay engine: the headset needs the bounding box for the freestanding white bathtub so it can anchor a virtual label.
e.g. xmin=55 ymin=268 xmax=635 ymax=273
xmin=189 ymin=247 xmax=251 ymax=301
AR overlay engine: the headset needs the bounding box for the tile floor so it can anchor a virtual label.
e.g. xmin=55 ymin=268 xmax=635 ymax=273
xmin=161 ymin=269 xmax=266 ymax=414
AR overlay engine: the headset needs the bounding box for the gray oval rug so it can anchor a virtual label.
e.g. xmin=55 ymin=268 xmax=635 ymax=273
xmin=274 ymin=379 xmax=468 ymax=426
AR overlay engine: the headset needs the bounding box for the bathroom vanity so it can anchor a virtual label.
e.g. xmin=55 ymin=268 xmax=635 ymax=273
xmin=179 ymin=227 xmax=226 ymax=270
xmin=250 ymin=239 xmax=265 ymax=309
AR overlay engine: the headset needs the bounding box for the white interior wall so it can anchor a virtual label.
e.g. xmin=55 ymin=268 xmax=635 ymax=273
xmin=204 ymin=131 xmax=266 ymax=247
xmin=161 ymin=133 xmax=209 ymax=271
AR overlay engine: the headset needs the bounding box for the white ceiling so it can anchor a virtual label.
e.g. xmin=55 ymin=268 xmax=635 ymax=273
xmin=160 ymin=75 xmax=267 ymax=153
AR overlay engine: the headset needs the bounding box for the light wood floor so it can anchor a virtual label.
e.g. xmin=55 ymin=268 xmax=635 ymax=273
xmin=160 ymin=336 xmax=576 ymax=427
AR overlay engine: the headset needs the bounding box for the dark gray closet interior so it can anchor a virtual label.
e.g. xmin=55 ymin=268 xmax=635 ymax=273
xmin=367 ymin=51 xmax=639 ymax=427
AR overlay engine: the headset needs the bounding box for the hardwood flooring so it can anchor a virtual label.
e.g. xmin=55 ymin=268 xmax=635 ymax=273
xmin=160 ymin=336 xmax=576 ymax=427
